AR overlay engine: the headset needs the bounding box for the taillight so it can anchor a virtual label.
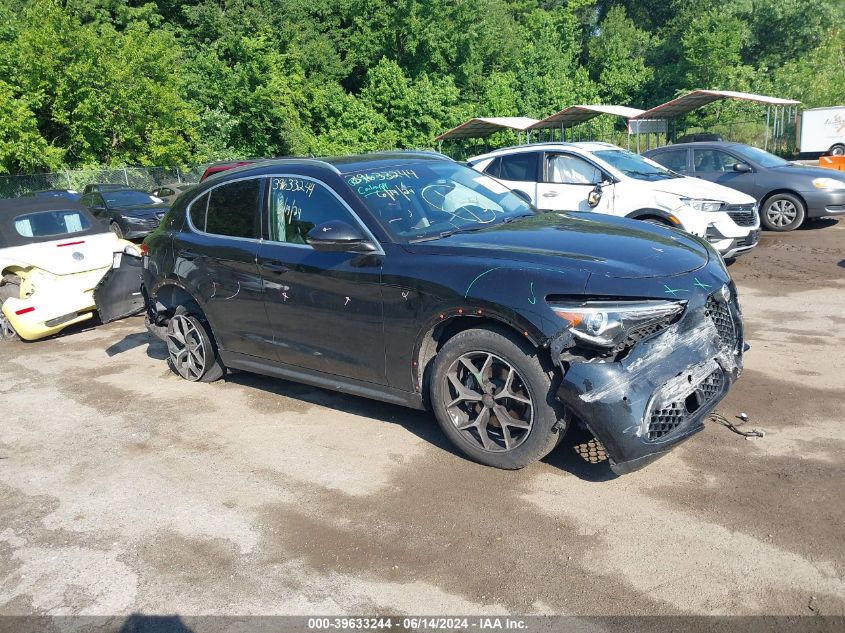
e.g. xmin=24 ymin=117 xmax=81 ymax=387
xmin=57 ymin=240 xmax=85 ymax=247
xmin=15 ymin=307 xmax=35 ymax=315
xmin=138 ymin=243 xmax=150 ymax=256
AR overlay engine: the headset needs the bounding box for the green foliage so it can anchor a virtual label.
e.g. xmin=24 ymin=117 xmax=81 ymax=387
xmin=587 ymin=6 xmax=652 ymax=105
xmin=0 ymin=0 xmax=838 ymax=172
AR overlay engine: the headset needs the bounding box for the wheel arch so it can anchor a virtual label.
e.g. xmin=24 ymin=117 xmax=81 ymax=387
xmin=760 ymin=189 xmax=807 ymax=210
xmin=413 ymin=311 xmax=546 ymax=406
xmin=147 ymin=280 xmax=205 ymax=323
xmin=625 ymin=208 xmax=678 ymax=226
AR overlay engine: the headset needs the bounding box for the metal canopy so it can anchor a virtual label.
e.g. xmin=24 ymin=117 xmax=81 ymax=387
xmin=634 ymin=90 xmax=800 ymax=120
xmin=529 ymin=105 xmax=645 ymax=130
xmin=435 ymin=117 xmax=539 ymax=141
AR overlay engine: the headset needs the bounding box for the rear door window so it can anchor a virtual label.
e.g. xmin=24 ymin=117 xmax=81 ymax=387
xmin=499 ymin=152 xmax=539 ymax=182
xmin=652 ymin=149 xmax=688 ymax=174
xmin=202 ymin=179 xmax=262 ymax=239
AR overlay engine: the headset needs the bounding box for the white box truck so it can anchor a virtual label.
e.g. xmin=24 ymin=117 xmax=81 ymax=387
xmin=799 ymin=106 xmax=845 ymax=157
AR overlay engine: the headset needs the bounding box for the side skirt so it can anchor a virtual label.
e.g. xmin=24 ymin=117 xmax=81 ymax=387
xmin=219 ymin=350 xmax=426 ymax=411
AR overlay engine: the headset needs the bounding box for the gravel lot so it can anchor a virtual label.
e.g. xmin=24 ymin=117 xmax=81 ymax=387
xmin=1 ymin=219 xmax=843 ymax=619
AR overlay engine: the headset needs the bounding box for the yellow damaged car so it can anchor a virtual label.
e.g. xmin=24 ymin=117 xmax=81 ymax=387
xmin=0 ymin=197 xmax=143 ymax=341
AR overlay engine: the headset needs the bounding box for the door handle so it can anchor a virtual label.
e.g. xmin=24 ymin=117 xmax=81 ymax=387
xmin=179 ymin=250 xmax=200 ymax=260
xmin=260 ymin=260 xmax=289 ymax=274
xmin=542 ymin=191 xmax=559 ymax=198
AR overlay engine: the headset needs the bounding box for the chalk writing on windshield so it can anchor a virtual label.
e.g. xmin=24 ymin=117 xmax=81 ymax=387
xmin=346 ymin=169 xmax=419 ymax=187
xmin=271 ymin=177 xmax=315 ymax=197
xmin=356 ymin=181 xmax=416 ymax=202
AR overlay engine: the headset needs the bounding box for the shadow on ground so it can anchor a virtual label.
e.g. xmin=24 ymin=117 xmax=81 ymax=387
xmin=106 ymin=329 xmax=614 ymax=481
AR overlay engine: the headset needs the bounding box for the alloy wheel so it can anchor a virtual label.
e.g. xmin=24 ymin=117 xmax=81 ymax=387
xmin=767 ymin=199 xmax=798 ymax=227
xmin=166 ymin=314 xmax=207 ymax=380
xmin=443 ymin=351 xmax=534 ymax=452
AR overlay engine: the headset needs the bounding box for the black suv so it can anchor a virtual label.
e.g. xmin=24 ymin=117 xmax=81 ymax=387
xmin=141 ymin=152 xmax=744 ymax=474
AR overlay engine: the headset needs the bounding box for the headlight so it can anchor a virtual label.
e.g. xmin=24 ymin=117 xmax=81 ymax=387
xmin=812 ymin=177 xmax=845 ymax=190
xmin=551 ymin=300 xmax=685 ymax=349
xmin=680 ymin=198 xmax=725 ymax=212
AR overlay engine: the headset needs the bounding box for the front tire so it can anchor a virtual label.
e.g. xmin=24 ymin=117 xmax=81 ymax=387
xmin=165 ymin=310 xmax=225 ymax=382
xmin=430 ymin=326 xmax=565 ymax=469
xmin=761 ymin=193 xmax=805 ymax=231
xmin=829 ymin=144 xmax=845 ymax=157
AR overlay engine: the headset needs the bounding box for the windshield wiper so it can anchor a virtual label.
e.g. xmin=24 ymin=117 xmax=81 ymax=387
xmin=501 ymin=213 xmax=534 ymax=223
xmin=627 ymin=170 xmax=671 ymax=179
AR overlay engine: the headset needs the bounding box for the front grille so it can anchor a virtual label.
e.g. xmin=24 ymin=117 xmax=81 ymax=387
xmin=647 ymin=402 xmax=686 ymax=440
xmin=697 ymin=369 xmax=725 ymax=401
xmin=133 ymin=218 xmax=160 ymax=229
xmin=705 ymin=294 xmax=737 ymax=352
xmin=725 ymin=203 xmax=758 ymax=227
xmin=613 ymin=315 xmax=677 ymax=353
xmin=646 ymin=368 xmax=725 ymax=441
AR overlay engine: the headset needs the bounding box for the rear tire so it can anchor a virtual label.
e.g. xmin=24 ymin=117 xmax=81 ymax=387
xmin=430 ymin=326 xmax=565 ymax=469
xmin=0 ymin=276 xmax=21 ymax=342
xmin=0 ymin=309 xmax=19 ymax=341
xmin=829 ymin=144 xmax=845 ymax=157
xmin=165 ymin=308 xmax=225 ymax=382
xmin=761 ymin=193 xmax=805 ymax=231
xmin=110 ymin=222 xmax=124 ymax=239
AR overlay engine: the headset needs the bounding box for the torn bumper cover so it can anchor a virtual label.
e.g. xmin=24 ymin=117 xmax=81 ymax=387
xmin=555 ymin=287 xmax=744 ymax=475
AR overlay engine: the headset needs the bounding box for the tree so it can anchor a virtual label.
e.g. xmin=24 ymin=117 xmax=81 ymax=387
xmin=587 ymin=6 xmax=652 ymax=105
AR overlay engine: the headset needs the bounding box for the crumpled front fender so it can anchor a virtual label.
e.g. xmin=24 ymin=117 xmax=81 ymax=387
xmin=555 ymin=291 xmax=743 ymax=474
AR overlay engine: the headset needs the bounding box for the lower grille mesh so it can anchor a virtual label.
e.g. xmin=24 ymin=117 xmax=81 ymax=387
xmin=705 ymin=295 xmax=737 ymax=351
xmin=647 ymin=402 xmax=686 ymax=440
xmin=647 ymin=368 xmax=725 ymax=441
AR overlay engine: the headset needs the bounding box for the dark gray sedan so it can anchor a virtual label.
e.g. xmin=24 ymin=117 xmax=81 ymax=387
xmin=645 ymin=142 xmax=845 ymax=231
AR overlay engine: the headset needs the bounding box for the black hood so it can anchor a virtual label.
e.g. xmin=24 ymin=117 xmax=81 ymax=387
xmin=407 ymin=212 xmax=710 ymax=279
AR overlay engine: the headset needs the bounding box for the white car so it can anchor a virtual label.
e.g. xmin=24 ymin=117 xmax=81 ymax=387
xmin=468 ymin=142 xmax=761 ymax=258
xmin=0 ymin=198 xmax=143 ymax=341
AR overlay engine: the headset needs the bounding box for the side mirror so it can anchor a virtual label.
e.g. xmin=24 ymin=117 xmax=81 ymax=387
xmin=306 ymin=220 xmax=375 ymax=253
xmin=587 ymin=184 xmax=603 ymax=208
xmin=733 ymin=163 xmax=752 ymax=173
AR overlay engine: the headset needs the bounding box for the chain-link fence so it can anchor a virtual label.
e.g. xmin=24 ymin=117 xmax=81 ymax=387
xmin=0 ymin=165 xmax=211 ymax=199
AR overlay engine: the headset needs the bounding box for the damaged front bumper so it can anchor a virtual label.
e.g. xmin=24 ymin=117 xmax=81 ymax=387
xmin=555 ymin=285 xmax=744 ymax=475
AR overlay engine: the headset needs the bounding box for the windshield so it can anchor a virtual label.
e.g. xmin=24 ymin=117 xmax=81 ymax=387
xmin=345 ymin=162 xmax=534 ymax=241
xmin=730 ymin=144 xmax=790 ymax=168
xmin=13 ymin=210 xmax=92 ymax=238
xmin=593 ymin=149 xmax=678 ymax=181
xmin=103 ymin=190 xmax=161 ymax=206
